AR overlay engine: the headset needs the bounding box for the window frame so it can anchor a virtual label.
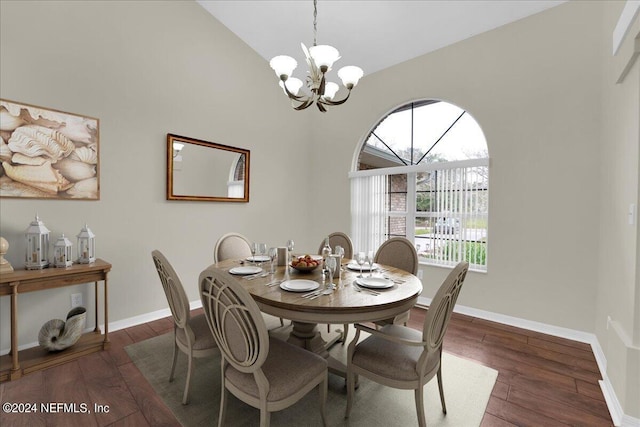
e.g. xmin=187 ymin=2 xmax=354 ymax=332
xmin=351 ymin=100 xmax=489 ymax=272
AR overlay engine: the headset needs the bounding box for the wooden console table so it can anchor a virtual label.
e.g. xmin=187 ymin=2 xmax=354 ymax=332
xmin=0 ymin=259 xmax=111 ymax=382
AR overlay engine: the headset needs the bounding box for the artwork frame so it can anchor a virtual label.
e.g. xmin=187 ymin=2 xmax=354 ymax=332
xmin=0 ymin=99 xmax=100 ymax=200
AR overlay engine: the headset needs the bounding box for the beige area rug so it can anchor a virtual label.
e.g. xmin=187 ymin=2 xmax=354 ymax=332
xmin=125 ymin=319 xmax=497 ymax=427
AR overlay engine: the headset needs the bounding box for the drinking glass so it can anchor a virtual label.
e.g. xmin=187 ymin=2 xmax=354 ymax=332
xmin=258 ymin=243 xmax=267 ymax=265
xmin=268 ymin=247 xmax=277 ymax=274
xmin=286 ymin=239 xmax=295 ymax=269
xmin=250 ymin=242 xmax=258 ymax=265
xmin=323 ymin=256 xmax=336 ymax=295
xmin=356 ymin=251 xmax=366 ymax=278
xmin=334 ymin=246 xmax=345 ymax=286
xmin=366 ymin=250 xmax=374 ymax=277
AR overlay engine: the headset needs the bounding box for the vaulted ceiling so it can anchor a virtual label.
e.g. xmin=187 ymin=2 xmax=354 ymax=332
xmin=197 ymin=1 xmax=566 ymax=76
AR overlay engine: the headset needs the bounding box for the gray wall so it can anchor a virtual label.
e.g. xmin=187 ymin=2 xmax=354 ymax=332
xmin=308 ymin=1 xmax=603 ymax=331
xmin=597 ymin=0 xmax=640 ymax=418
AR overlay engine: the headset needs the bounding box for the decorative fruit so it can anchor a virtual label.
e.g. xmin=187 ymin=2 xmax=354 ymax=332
xmin=291 ymin=255 xmax=319 ymax=271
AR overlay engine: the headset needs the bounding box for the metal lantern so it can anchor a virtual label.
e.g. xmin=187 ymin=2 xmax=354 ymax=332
xmin=54 ymin=234 xmax=73 ymax=268
xmin=25 ymin=214 xmax=50 ymax=270
xmin=77 ymin=224 xmax=96 ymax=264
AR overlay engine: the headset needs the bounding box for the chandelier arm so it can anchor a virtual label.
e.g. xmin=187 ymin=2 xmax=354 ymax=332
xmin=316 ymin=102 xmax=327 ymax=113
xmin=292 ymin=98 xmax=315 ymax=110
xmin=280 ymin=78 xmax=312 ymax=102
xmin=318 ymin=90 xmax=352 ymax=106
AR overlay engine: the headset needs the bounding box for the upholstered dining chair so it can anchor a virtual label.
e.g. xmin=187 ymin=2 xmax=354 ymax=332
xmin=214 ymin=232 xmax=252 ymax=263
xmin=151 ymin=250 xmax=219 ymax=405
xmin=215 ymin=232 xmax=285 ymax=328
xmin=318 ymin=232 xmax=355 ymax=342
xmin=316 ymin=231 xmax=354 ymax=259
xmin=199 ymin=266 xmax=328 ymax=427
xmin=374 ymin=236 xmax=419 ymax=326
xmin=345 ymin=261 xmax=469 ymax=427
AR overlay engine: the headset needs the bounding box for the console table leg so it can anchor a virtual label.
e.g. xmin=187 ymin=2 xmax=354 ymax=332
xmin=94 ymin=281 xmax=100 ymax=333
xmin=103 ymin=276 xmax=109 ymax=346
xmin=10 ymin=282 xmax=20 ymax=377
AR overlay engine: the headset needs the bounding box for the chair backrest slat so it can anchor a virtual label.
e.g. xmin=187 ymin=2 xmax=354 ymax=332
xmin=199 ymin=267 xmax=269 ymax=373
xmin=151 ymin=250 xmax=190 ymax=329
xmin=423 ymin=261 xmax=469 ymax=353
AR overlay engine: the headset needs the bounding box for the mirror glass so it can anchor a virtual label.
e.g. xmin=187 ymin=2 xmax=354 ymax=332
xmin=167 ymin=134 xmax=250 ymax=202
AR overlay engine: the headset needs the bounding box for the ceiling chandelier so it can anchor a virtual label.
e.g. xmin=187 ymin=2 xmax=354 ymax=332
xmin=269 ymin=0 xmax=364 ymax=112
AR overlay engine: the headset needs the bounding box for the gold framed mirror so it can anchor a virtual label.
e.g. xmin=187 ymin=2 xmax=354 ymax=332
xmin=166 ymin=134 xmax=250 ymax=202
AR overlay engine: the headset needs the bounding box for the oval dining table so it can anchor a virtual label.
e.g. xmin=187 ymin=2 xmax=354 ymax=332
xmin=205 ymin=258 xmax=423 ymax=377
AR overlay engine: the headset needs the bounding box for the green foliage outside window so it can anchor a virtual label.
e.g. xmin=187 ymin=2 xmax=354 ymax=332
xmin=443 ymin=241 xmax=487 ymax=265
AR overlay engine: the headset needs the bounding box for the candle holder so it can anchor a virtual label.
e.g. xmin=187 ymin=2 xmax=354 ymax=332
xmin=25 ymin=214 xmax=50 ymax=270
xmin=77 ymin=224 xmax=96 ymax=264
xmin=54 ymin=234 xmax=73 ymax=268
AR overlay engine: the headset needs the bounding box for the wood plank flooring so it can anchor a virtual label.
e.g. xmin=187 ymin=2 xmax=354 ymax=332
xmin=0 ymin=308 xmax=613 ymax=426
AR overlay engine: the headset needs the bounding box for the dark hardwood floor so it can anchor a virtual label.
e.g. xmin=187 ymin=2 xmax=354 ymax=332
xmin=0 ymin=308 xmax=613 ymax=426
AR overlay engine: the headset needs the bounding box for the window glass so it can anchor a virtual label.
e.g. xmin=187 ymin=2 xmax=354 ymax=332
xmin=354 ymin=100 xmax=489 ymax=271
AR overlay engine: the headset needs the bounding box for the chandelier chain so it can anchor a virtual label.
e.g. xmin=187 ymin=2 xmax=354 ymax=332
xmin=313 ymin=0 xmax=317 ymax=46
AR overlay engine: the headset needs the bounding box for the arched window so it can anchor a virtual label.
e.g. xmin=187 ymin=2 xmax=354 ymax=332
xmin=350 ymin=100 xmax=489 ymax=272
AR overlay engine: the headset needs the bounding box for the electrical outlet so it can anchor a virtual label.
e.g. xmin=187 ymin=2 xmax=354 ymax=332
xmin=417 ymin=270 xmax=423 ymax=279
xmin=71 ymin=293 xmax=83 ymax=308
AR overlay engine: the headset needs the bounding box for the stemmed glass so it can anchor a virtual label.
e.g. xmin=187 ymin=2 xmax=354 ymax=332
xmin=366 ymin=250 xmax=374 ymax=277
xmin=323 ymin=256 xmax=336 ymax=295
xmin=250 ymin=243 xmax=258 ymax=265
xmin=268 ymin=247 xmax=277 ymax=274
xmin=258 ymin=243 xmax=267 ymax=265
xmin=356 ymin=251 xmax=366 ymax=278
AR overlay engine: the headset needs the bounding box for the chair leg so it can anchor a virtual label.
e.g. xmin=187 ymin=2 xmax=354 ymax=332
xmin=218 ymin=383 xmax=228 ymax=427
xmin=182 ymin=354 xmax=194 ymax=405
xmin=415 ymin=386 xmax=426 ymax=427
xmin=259 ymin=407 xmax=271 ymax=427
xmin=437 ymin=365 xmax=447 ymax=414
xmin=345 ymin=370 xmax=355 ymax=418
xmin=169 ymin=341 xmax=178 ymax=382
xmin=279 ymin=317 xmax=284 ymax=327
xmin=319 ymin=375 xmax=328 ymax=426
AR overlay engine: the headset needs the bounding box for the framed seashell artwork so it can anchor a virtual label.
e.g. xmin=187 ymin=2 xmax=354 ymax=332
xmin=0 ymin=99 xmax=99 ymax=200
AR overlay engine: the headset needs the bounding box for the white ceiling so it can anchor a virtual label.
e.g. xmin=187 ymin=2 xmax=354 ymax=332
xmin=197 ymin=0 xmax=566 ymax=76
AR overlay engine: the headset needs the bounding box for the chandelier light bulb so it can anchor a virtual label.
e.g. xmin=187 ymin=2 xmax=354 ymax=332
xmin=338 ymin=66 xmax=364 ymax=89
xmin=308 ymin=45 xmax=340 ymax=71
xmin=279 ymin=77 xmax=303 ymax=96
xmin=323 ymin=82 xmax=339 ymax=100
xmin=270 ymin=55 xmax=297 ymax=79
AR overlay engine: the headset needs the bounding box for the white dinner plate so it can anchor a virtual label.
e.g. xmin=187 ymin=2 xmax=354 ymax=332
xmin=347 ymin=262 xmax=379 ymax=271
xmin=229 ymin=266 xmax=263 ymax=275
xmin=246 ymin=255 xmax=270 ymax=262
xmin=280 ymin=279 xmax=320 ymax=292
xmin=356 ymin=277 xmax=394 ymax=289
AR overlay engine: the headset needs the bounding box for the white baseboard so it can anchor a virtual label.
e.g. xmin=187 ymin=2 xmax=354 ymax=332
xmin=107 ymin=299 xmax=204 ymax=333
xmin=417 ymin=296 xmax=636 ymax=426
